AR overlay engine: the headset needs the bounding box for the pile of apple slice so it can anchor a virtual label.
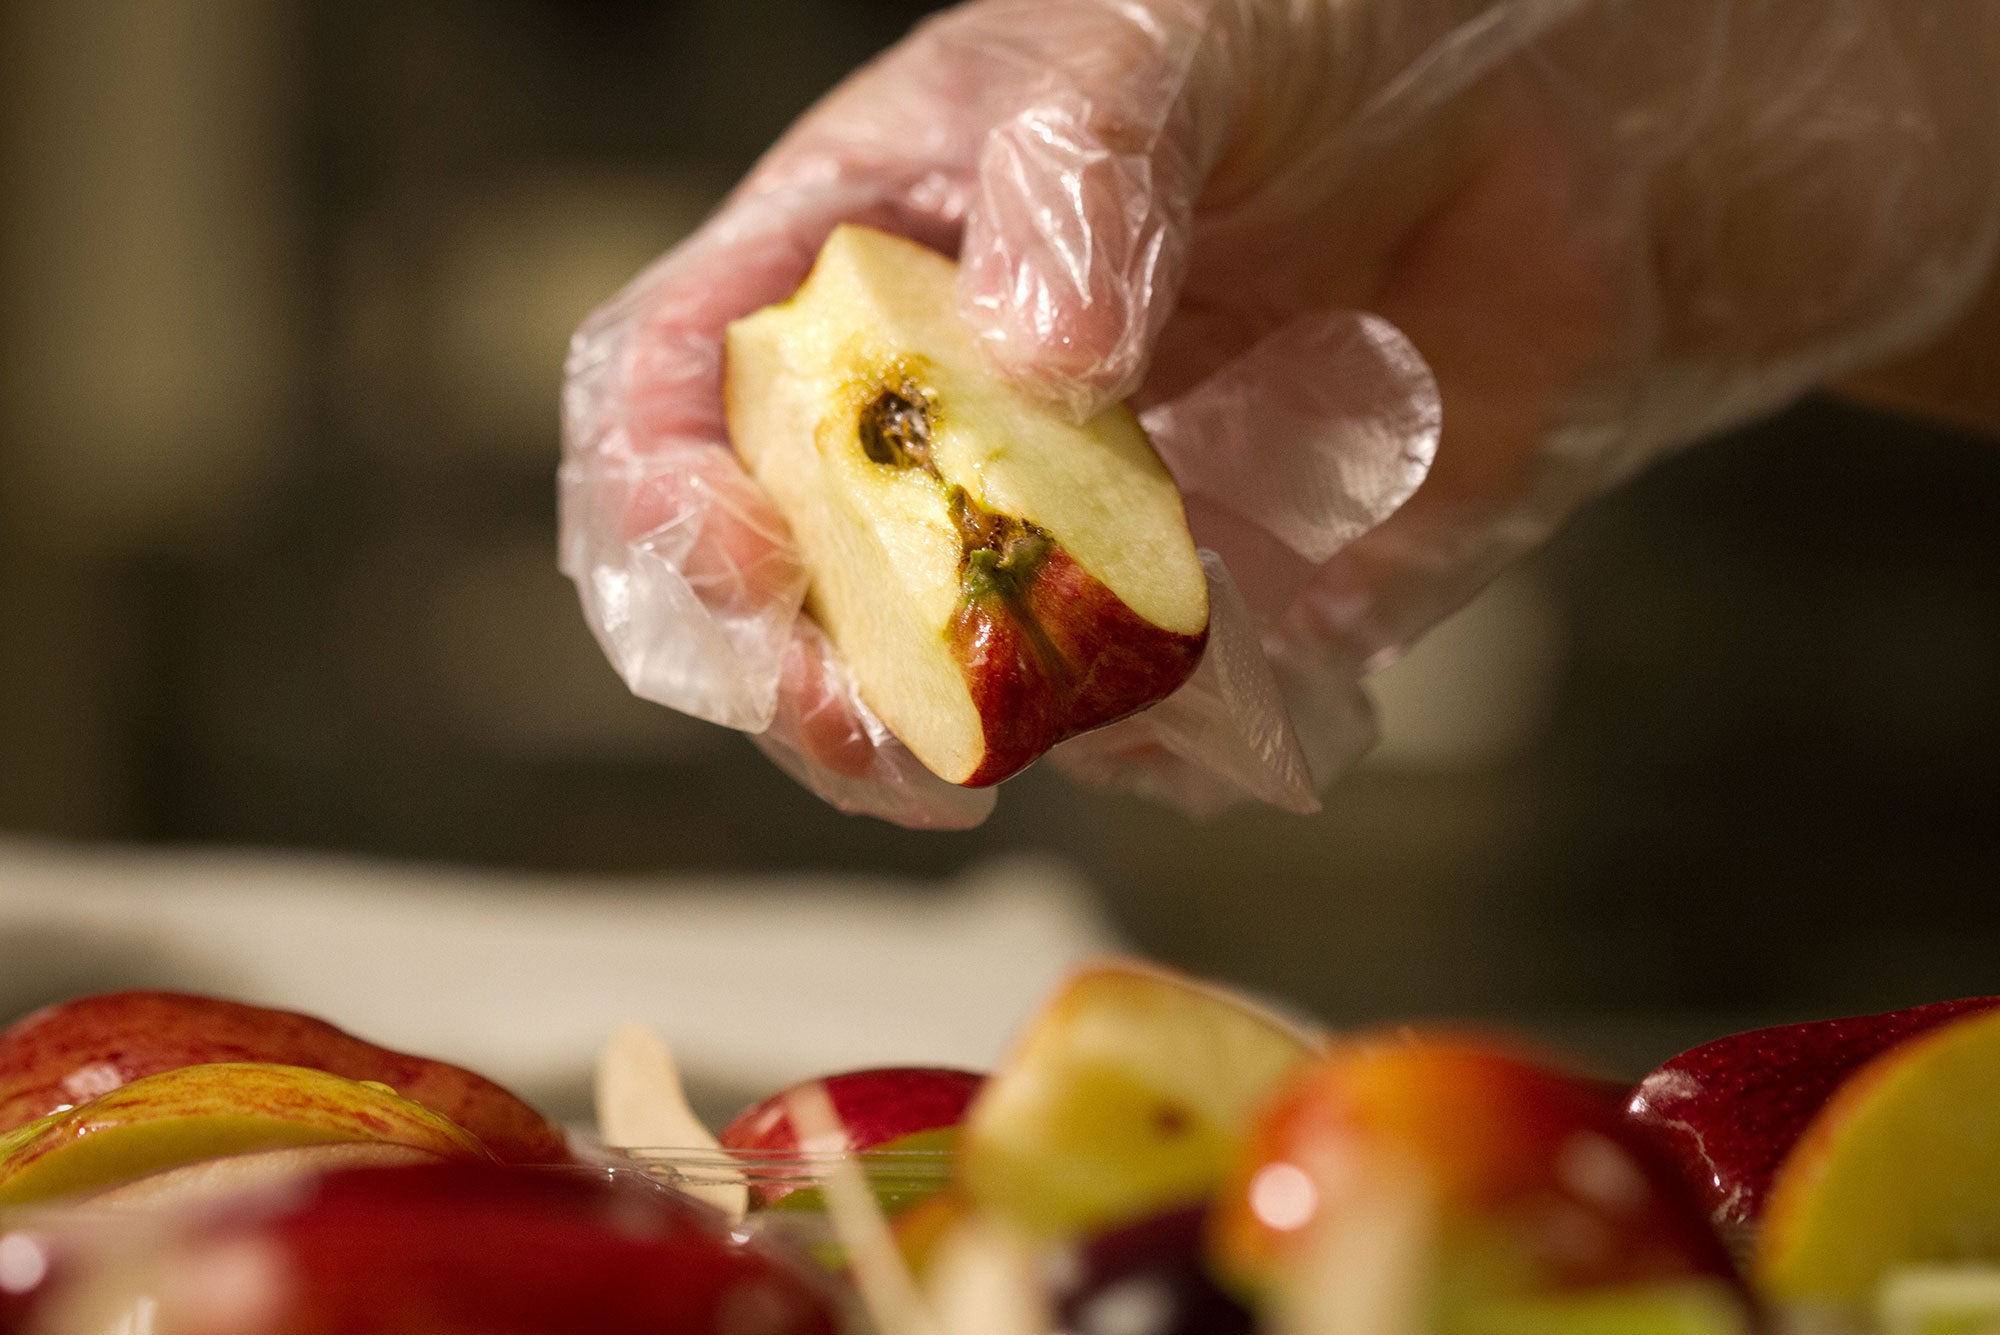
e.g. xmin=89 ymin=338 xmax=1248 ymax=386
xmin=9 ymin=978 xmax=2000 ymax=1333
xmin=598 ymin=969 xmax=2000 ymax=1335
xmin=0 ymin=993 xmax=840 ymax=1334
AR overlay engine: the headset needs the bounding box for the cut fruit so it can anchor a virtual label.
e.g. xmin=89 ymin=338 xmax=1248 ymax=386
xmin=1754 ymin=1007 xmax=2000 ymax=1309
xmin=1443 ymin=1281 xmax=1750 ymax=1335
xmin=959 ymin=961 xmax=1319 ymax=1238
xmin=0 ymin=989 xmax=571 ymax=1163
xmin=1878 ymin=1264 xmax=2000 ymax=1335
xmin=86 ymin=1142 xmax=452 ymax=1210
xmin=0 ymin=1061 xmax=492 ymax=1205
xmin=725 ymin=224 xmax=1209 ymax=786
xmin=1624 ymin=996 xmax=2000 ymax=1233
xmin=1214 ymin=1036 xmax=1737 ymax=1303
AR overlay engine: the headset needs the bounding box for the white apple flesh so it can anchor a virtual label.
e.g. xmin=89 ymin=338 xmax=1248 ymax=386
xmin=726 ymin=225 xmax=1209 ymax=786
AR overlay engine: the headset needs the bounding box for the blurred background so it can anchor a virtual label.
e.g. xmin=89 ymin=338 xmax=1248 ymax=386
xmin=2 ymin=1 xmax=1997 ymax=1099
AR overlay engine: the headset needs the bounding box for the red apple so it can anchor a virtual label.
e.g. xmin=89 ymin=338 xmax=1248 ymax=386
xmin=719 ymin=1066 xmax=982 ymax=1209
xmin=722 ymin=1067 xmax=984 ymax=1157
xmin=725 ymin=224 xmax=1210 ymax=787
xmin=1623 ymin=996 xmax=2000 ymax=1235
xmin=30 ymin=1163 xmax=842 ymax=1335
xmin=0 ymin=991 xmax=571 ymax=1164
xmin=1213 ymin=1035 xmax=1739 ymax=1317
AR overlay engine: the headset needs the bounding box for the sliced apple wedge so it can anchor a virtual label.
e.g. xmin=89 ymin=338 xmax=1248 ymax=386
xmin=1754 ymin=1006 xmax=2000 ymax=1309
xmin=0 ymin=1061 xmax=491 ymax=1205
xmin=958 ymin=961 xmax=1320 ymax=1237
xmin=725 ymin=224 xmax=1209 ymax=786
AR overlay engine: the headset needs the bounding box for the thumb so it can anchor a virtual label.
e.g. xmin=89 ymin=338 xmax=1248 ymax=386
xmin=956 ymin=27 xmax=1210 ymax=419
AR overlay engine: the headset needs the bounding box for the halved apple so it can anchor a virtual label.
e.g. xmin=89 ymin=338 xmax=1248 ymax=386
xmin=724 ymin=224 xmax=1209 ymax=786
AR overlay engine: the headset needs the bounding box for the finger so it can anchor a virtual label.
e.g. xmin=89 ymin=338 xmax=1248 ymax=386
xmin=956 ymin=6 xmax=1214 ymax=420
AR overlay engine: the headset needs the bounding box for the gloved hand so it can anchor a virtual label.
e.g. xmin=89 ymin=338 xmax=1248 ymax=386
xmin=561 ymin=0 xmax=2000 ymax=829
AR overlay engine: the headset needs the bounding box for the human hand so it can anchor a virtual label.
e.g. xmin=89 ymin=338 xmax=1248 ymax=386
xmin=561 ymin=0 xmax=1999 ymax=827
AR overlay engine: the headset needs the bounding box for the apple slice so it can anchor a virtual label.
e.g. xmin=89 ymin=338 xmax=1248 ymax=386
xmin=958 ymin=960 xmax=1320 ymax=1237
xmin=1878 ymin=1265 xmax=2000 ymax=1335
xmin=1213 ymin=1036 xmax=1739 ymax=1312
xmin=34 ymin=1163 xmax=843 ymax=1335
xmin=0 ymin=1061 xmax=492 ymax=1205
xmin=1754 ymin=1006 xmax=2000 ymax=1309
xmin=725 ymin=224 xmax=1209 ymax=786
xmin=721 ymin=1066 xmax=981 ymax=1215
xmin=0 ymin=990 xmax=572 ymax=1163
xmin=1624 ymin=996 xmax=2000 ymax=1235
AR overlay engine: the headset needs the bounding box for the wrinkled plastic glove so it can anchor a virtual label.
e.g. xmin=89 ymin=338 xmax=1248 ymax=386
xmin=561 ymin=0 xmax=2000 ymax=828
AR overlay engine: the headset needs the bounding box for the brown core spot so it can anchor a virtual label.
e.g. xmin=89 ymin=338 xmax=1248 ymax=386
xmin=1151 ymin=1101 xmax=1193 ymax=1139
xmin=859 ymin=385 xmax=934 ymax=472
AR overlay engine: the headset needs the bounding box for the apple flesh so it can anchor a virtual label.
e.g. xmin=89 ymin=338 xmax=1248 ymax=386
xmin=0 ymin=1061 xmax=491 ymax=1205
xmin=1213 ymin=1036 xmax=1738 ymax=1308
xmin=1753 ymin=1006 xmax=2000 ymax=1309
xmin=1624 ymin=996 xmax=2000 ymax=1234
xmin=0 ymin=990 xmax=572 ymax=1164
xmin=959 ymin=960 xmax=1320 ymax=1238
xmin=725 ymin=224 xmax=1209 ymax=786
xmin=85 ymin=1141 xmax=454 ymax=1211
xmin=31 ymin=1163 xmax=843 ymax=1335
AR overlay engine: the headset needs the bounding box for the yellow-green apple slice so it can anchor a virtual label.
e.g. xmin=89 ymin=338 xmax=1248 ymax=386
xmin=725 ymin=224 xmax=1209 ymax=787
xmin=1754 ymin=1006 xmax=2000 ymax=1309
xmin=0 ymin=990 xmax=571 ymax=1163
xmin=1877 ymin=1265 xmax=2000 ymax=1335
xmin=1442 ymin=1283 xmax=1751 ymax=1335
xmin=958 ymin=960 xmax=1320 ymax=1237
xmin=1213 ymin=1035 xmax=1741 ymax=1328
xmin=0 ymin=1061 xmax=492 ymax=1205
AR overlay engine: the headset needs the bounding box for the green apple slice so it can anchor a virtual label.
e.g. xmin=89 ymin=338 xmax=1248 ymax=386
xmin=1879 ymin=1264 xmax=2000 ymax=1335
xmin=1443 ymin=1281 xmax=1750 ymax=1335
xmin=0 ymin=1061 xmax=491 ymax=1204
xmin=959 ymin=960 xmax=1320 ymax=1237
xmin=1755 ymin=1007 xmax=2000 ymax=1308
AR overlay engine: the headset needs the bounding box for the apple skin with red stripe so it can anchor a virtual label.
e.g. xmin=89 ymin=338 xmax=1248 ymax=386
xmin=0 ymin=991 xmax=572 ymax=1165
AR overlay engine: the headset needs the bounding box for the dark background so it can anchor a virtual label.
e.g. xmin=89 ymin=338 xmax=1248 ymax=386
xmin=2 ymin=0 xmax=1996 ymax=1071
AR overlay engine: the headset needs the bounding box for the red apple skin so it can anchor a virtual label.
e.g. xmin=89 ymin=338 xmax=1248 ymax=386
xmin=50 ymin=1164 xmax=841 ymax=1335
xmin=953 ymin=547 xmax=1206 ymax=788
xmin=0 ymin=993 xmax=571 ymax=1165
xmin=720 ymin=1067 xmax=985 ymax=1158
xmin=1624 ymin=996 xmax=2000 ymax=1232
xmin=1217 ymin=1036 xmax=1736 ymax=1295
xmin=1019 ymin=546 xmax=1209 ymax=737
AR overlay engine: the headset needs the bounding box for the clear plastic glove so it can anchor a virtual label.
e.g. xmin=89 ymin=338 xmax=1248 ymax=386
xmin=561 ymin=0 xmax=2000 ymax=828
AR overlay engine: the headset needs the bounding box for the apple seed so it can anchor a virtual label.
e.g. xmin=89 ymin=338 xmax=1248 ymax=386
xmin=858 ymin=383 xmax=935 ymax=472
